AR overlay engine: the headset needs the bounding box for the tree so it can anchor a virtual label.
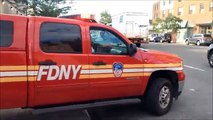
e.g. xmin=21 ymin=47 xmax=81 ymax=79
xmin=99 ymin=10 xmax=112 ymax=25
xmin=16 ymin=0 xmax=70 ymax=17
xmin=161 ymin=14 xmax=182 ymax=32
xmin=152 ymin=17 xmax=163 ymax=33
xmin=152 ymin=14 xmax=182 ymax=33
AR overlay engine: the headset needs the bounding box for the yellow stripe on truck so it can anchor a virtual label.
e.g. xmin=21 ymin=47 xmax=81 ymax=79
xmin=0 ymin=66 xmax=27 ymax=71
xmin=0 ymin=66 xmax=40 ymax=71
xmin=144 ymin=63 xmax=182 ymax=68
xmin=0 ymin=76 xmax=37 ymax=83
xmin=0 ymin=77 xmax=27 ymax=82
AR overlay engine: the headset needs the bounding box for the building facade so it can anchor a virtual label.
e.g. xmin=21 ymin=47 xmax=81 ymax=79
xmin=173 ymin=0 xmax=213 ymax=35
xmin=0 ymin=0 xmax=26 ymax=15
xmin=152 ymin=0 xmax=213 ymax=42
xmin=152 ymin=2 xmax=160 ymax=20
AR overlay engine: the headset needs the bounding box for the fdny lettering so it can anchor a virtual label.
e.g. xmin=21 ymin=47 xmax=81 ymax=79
xmin=37 ymin=65 xmax=82 ymax=81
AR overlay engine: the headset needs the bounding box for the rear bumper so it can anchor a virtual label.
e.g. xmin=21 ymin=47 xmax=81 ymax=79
xmin=201 ymin=40 xmax=213 ymax=44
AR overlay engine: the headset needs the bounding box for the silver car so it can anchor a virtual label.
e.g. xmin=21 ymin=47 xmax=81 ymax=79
xmin=185 ymin=34 xmax=213 ymax=46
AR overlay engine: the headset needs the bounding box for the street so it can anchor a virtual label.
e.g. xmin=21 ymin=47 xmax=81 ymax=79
xmin=1 ymin=43 xmax=212 ymax=120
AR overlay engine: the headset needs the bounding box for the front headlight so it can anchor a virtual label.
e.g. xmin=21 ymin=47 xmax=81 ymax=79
xmin=180 ymin=61 xmax=184 ymax=69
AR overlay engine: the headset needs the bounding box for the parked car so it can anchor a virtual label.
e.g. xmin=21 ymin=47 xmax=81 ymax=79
xmin=148 ymin=34 xmax=158 ymax=42
xmin=207 ymin=43 xmax=213 ymax=67
xmin=162 ymin=33 xmax=172 ymax=43
xmin=185 ymin=34 xmax=213 ymax=46
xmin=154 ymin=36 xmax=163 ymax=42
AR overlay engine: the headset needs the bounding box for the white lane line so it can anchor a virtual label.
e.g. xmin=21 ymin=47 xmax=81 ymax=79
xmin=184 ymin=65 xmax=205 ymax=72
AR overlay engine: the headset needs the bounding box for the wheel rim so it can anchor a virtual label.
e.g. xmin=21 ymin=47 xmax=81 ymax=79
xmin=210 ymin=54 xmax=213 ymax=66
xmin=159 ymin=86 xmax=170 ymax=109
xmin=197 ymin=41 xmax=200 ymax=46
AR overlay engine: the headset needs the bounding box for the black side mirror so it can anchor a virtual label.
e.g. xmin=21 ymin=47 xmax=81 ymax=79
xmin=129 ymin=44 xmax=137 ymax=56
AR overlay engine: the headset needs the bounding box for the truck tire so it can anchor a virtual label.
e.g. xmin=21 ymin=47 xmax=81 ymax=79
xmin=145 ymin=78 xmax=173 ymax=115
xmin=208 ymin=51 xmax=213 ymax=67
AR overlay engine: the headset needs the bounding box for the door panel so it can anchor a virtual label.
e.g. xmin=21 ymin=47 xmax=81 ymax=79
xmin=31 ymin=18 xmax=90 ymax=106
xmin=88 ymin=27 xmax=143 ymax=100
xmin=0 ymin=15 xmax=28 ymax=109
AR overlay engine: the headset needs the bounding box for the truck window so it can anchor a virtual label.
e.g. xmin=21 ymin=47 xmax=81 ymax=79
xmin=0 ymin=20 xmax=13 ymax=47
xmin=40 ymin=22 xmax=82 ymax=53
xmin=90 ymin=27 xmax=127 ymax=55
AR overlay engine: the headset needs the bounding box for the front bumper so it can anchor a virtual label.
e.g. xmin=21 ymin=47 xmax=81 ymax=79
xmin=178 ymin=80 xmax=184 ymax=93
xmin=177 ymin=71 xmax=185 ymax=96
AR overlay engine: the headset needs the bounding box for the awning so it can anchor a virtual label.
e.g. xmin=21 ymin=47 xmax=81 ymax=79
xmin=187 ymin=22 xmax=195 ymax=27
xmin=180 ymin=20 xmax=188 ymax=28
xmin=179 ymin=20 xmax=195 ymax=28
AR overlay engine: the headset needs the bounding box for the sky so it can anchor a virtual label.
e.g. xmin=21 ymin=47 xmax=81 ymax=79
xmin=64 ymin=0 xmax=157 ymax=20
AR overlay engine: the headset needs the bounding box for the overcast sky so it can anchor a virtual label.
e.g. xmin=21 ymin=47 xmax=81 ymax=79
xmin=65 ymin=0 xmax=157 ymax=20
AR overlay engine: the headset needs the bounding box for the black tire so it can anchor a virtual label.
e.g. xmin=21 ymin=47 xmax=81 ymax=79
xmin=185 ymin=40 xmax=189 ymax=45
xmin=168 ymin=40 xmax=171 ymax=43
xmin=145 ymin=78 xmax=173 ymax=116
xmin=208 ymin=51 xmax=213 ymax=68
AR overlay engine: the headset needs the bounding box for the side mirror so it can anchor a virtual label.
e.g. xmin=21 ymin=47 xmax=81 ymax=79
xmin=129 ymin=44 xmax=137 ymax=56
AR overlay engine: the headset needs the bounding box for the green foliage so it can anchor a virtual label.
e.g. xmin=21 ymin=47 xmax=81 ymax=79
xmin=153 ymin=14 xmax=182 ymax=33
xmin=152 ymin=17 xmax=163 ymax=33
xmin=99 ymin=10 xmax=112 ymax=25
xmin=16 ymin=0 xmax=70 ymax=17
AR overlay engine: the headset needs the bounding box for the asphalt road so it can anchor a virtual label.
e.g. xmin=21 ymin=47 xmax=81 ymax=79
xmin=1 ymin=43 xmax=212 ymax=120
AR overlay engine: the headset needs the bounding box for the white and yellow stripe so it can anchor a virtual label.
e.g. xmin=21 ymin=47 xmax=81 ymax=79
xmin=0 ymin=64 xmax=183 ymax=83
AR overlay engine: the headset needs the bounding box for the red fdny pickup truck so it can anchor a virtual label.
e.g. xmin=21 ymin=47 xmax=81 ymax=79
xmin=0 ymin=14 xmax=185 ymax=115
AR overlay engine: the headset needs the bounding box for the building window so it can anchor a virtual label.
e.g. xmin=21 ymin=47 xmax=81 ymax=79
xmin=162 ymin=10 xmax=166 ymax=17
xmin=163 ymin=0 xmax=165 ymax=6
xmin=0 ymin=20 xmax=13 ymax=47
xmin=200 ymin=3 xmax=204 ymax=13
xmin=40 ymin=22 xmax=82 ymax=53
xmin=178 ymin=0 xmax=182 ymax=2
xmin=168 ymin=9 xmax=172 ymax=14
xmin=169 ymin=0 xmax=172 ymax=4
xmin=178 ymin=7 xmax=183 ymax=15
xmin=210 ymin=1 xmax=213 ymax=11
xmin=119 ymin=15 xmax=123 ymax=23
xmin=200 ymin=27 xmax=207 ymax=34
xmin=90 ymin=28 xmax=127 ymax=55
xmin=189 ymin=5 xmax=195 ymax=14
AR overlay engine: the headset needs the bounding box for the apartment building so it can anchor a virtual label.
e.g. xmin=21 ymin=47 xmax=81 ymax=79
xmin=152 ymin=0 xmax=213 ymax=42
xmin=0 ymin=0 xmax=26 ymax=15
xmin=152 ymin=2 xmax=160 ymax=20
xmin=173 ymin=0 xmax=213 ymax=35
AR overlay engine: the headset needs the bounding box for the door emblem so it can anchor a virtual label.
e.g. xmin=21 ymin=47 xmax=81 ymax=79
xmin=113 ymin=62 xmax=123 ymax=77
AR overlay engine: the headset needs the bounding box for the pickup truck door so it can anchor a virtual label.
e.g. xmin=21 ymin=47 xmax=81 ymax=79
xmin=0 ymin=15 xmax=28 ymax=109
xmin=31 ymin=18 xmax=90 ymax=106
xmin=87 ymin=26 xmax=143 ymax=100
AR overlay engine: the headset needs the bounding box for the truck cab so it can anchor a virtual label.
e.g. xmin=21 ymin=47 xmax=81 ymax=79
xmin=0 ymin=14 xmax=185 ymax=115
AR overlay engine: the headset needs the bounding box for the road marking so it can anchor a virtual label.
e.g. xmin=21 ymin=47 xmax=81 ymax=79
xmin=189 ymin=89 xmax=196 ymax=92
xmin=184 ymin=65 xmax=205 ymax=72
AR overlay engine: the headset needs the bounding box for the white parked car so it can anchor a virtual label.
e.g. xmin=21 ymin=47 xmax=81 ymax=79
xmin=148 ymin=34 xmax=158 ymax=42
